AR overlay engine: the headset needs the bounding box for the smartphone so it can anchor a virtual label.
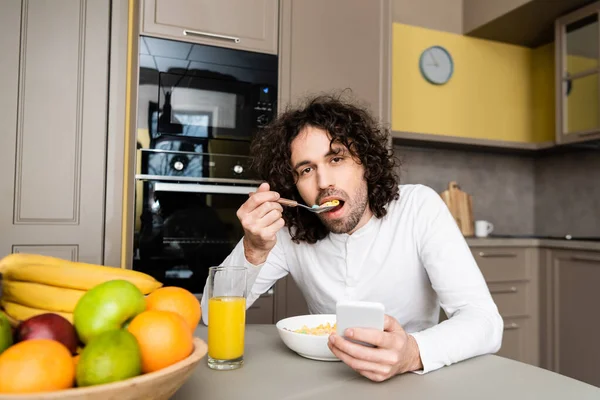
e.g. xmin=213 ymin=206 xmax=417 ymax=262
xmin=335 ymin=300 xmax=385 ymax=347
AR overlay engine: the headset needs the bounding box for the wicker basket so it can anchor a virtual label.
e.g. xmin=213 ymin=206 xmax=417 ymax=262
xmin=0 ymin=337 xmax=207 ymax=400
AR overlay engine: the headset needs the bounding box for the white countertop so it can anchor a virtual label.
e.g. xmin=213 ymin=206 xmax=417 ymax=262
xmin=173 ymin=325 xmax=600 ymax=400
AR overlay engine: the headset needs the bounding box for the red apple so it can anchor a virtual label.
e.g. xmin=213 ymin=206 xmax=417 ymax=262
xmin=14 ymin=313 xmax=78 ymax=354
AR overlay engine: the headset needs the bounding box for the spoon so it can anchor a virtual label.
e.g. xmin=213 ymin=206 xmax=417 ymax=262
xmin=248 ymin=192 xmax=339 ymax=213
xmin=277 ymin=198 xmax=340 ymax=213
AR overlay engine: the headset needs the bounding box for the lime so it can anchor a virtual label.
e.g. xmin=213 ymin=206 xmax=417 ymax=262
xmin=76 ymin=329 xmax=142 ymax=387
xmin=0 ymin=313 xmax=13 ymax=355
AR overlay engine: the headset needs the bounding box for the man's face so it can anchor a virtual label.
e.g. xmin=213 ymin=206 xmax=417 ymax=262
xmin=290 ymin=126 xmax=372 ymax=234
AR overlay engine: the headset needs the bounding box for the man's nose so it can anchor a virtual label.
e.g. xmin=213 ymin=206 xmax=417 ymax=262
xmin=317 ymin=167 xmax=334 ymax=189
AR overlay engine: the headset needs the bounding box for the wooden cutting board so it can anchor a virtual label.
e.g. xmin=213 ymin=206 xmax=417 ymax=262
xmin=440 ymin=181 xmax=474 ymax=237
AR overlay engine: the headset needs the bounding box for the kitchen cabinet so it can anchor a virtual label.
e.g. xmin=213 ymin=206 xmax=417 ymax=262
xmin=472 ymin=247 xmax=540 ymax=366
xmin=246 ymin=289 xmax=275 ymax=324
xmin=274 ymin=276 xmax=309 ymax=321
xmin=463 ymin=0 xmax=592 ymax=48
xmin=555 ymin=1 xmax=600 ymax=145
xmin=0 ymin=0 xmax=111 ymax=263
xmin=463 ymin=0 xmax=532 ymax=35
xmin=140 ymin=0 xmax=279 ymax=55
xmin=277 ymin=0 xmax=392 ymax=124
xmin=543 ymin=248 xmax=600 ymax=387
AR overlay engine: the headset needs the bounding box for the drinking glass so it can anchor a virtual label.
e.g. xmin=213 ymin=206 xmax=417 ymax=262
xmin=206 ymin=266 xmax=247 ymax=370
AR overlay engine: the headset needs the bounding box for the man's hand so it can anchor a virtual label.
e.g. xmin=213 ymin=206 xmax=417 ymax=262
xmin=237 ymin=182 xmax=285 ymax=265
xmin=327 ymin=314 xmax=423 ymax=382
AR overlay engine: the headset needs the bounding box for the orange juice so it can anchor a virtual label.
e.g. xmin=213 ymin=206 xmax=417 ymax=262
xmin=208 ymin=296 xmax=246 ymax=360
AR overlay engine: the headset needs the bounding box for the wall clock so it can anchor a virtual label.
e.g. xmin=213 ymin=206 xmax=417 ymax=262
xmin=419 ymin=46 xmax=454 ymax=85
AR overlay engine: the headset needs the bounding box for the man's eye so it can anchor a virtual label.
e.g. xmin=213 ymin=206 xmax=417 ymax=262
xmin=301 ymin=167 xmax=312 ymax=175
xmin=332 ymin=157 xmax=343 ymax=163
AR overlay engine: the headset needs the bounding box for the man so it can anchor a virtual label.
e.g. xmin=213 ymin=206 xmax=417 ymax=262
xmin=201 ymin=94 xmax=503 ymax=381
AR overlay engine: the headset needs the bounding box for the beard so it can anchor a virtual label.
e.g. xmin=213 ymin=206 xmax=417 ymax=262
xmin=317 ymin=182 xmax=369 ymax=234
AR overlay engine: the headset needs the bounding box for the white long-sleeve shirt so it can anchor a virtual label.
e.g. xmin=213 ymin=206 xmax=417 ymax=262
xmin=201 ymin=184 xmax=503 ymax=373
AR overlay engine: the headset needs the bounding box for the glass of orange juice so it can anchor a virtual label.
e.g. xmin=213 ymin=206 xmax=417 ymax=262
xmin=206 ymin=266 xmax=247 ymax=370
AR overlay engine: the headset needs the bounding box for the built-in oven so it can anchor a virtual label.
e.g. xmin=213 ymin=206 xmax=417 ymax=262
xmin=132 ymin=35 xmax=278 ymax=298
xmin=133 ymin=179 xmax=259 ymax=294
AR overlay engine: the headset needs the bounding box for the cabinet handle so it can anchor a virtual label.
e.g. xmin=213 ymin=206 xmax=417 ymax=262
xmin=183 ymin=29 xmax=241 ymax=43
xmin=490 ymin=286 xmax=518 ymax=294
xmin=571 ymin=255 xmax=600 ymax=263
xmin=504 ymin=322 xmax=520 ymax=330
xmin=478 ymin=252 xmax=517 ymax=258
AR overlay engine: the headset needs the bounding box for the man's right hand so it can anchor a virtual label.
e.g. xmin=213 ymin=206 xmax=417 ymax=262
xmin=237 ymin=182 xmax=285 ymax=265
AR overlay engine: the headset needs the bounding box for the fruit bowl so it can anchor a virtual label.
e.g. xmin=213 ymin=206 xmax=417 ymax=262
xmin=0 ymin=337 xmax=208 ymax=400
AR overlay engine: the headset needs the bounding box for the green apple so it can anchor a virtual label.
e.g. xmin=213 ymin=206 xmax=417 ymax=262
xmin=0 ymin=312 xmax=13 ymax=355
xmin=76 ymin=329 xmax=142 ymax=387
xmin=73 ymin=280 xmax=146 ymax=344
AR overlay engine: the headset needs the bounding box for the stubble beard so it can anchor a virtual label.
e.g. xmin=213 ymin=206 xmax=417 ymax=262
xmin=318 ymin=183 xmax=369 ymax=234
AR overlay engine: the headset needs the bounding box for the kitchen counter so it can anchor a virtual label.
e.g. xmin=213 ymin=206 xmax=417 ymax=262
xmin=173 ymin=325 xmax=600 ymax=400
xmin=466 ymin=237 xmax=600 ymax=251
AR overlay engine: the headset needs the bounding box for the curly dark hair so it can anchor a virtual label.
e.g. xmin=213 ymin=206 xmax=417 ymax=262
xmin=250 ymin=93 xmax=400 ymax=244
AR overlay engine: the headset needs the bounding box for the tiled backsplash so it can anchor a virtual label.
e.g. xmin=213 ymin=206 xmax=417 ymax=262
xmin=535 ymin=149 xmax=600 ymax=237
xmin=394 ymin=145 xmax=536 ymax=235
xmin=394 ymin=144 xmax=599 ymax=236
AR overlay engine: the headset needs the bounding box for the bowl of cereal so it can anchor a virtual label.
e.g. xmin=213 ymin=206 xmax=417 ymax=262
xmin=275 ymin=314 xmax=340 ymax=361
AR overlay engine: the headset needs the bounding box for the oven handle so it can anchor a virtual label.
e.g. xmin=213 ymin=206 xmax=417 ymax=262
xmin=154 ymin=182 xmax=259 ymax=195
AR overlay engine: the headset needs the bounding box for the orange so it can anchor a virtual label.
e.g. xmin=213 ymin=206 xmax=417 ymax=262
xmin=127 ymin=310 xmax=193 ymax=373
xmin=145 ymin=286 xmax=202 ymax=332
xmin=0 ymin=339 xmax=74 ymax=393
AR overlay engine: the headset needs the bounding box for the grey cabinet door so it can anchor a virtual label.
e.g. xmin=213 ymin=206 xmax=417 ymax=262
xmin=141 ymin=0 xmax=279 ymax=55
xmin=278 ymin=0 xmax=391 ymax=124
xmin=0 ymin=0 xmax=110 ymax=263
xmin=274 ymin=275 xmax=309 ymax=321
xmin=548 ymin=249 xmax=600 ymax=387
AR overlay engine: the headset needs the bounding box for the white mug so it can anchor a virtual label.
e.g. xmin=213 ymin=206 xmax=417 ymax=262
xmin=475 ymin=220 xmax=494 ymax=237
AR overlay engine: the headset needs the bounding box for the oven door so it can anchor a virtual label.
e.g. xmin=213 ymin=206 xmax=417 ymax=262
xmin=132 ymin=181 xmax=258 ymax=296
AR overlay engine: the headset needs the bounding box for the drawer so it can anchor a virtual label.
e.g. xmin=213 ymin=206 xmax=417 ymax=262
xmin=497 ymin=317 xmax=536 ymax=365
xmin=246 ymin=292 xmax=274 ymax=324
xmin=488 ymin=281 xmax=529 ymax=317
xmin=472 ymin=247 xmax=528 ymax=282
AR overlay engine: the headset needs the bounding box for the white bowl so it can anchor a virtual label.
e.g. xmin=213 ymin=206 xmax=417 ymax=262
xmin=275 ymin=314 xmax=340 ymax=362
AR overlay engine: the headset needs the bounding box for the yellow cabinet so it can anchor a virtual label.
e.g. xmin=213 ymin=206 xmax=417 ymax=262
xmin=555 ymin=2 xmax=600 ymax=145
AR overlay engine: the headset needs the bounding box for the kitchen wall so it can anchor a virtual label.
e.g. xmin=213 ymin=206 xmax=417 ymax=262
xmin=535 ymin=149 xmax=600 ymax=237
xmin=394 ymin=144 xmax=600 ymax=237
xmin=394 ymin=145 xmax=536 ymax=235
xmin=392 ymin=22 xmax=555 ymax=144
xmin=390 ymin=15 xmax=600 ymax=237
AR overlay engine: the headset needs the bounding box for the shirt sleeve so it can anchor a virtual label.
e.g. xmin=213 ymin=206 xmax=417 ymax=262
xmin=200 ymin=230 xmax=290 ymax=325
xmin=408 ymin=185 xmax=504 ymax=374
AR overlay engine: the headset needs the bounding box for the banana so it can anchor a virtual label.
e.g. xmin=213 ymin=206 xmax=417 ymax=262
xmin=2 ymin=280 xmax=86 ymax=313
xmin=1 ymin=300 xmax=73 ymax=323
xmin=0 ymin=253 xmax=162 ymax=294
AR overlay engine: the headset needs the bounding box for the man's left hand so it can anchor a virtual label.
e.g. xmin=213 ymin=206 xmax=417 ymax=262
xmin=327 ymin=314 xmax=423 ymax=382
